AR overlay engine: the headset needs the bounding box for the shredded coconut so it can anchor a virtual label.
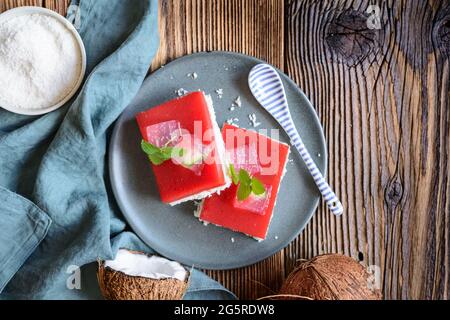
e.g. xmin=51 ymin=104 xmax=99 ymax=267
xmin=187 ymin=72 xmax=198 ymax=79
xmin=215 ymin=88 xmax=223 ymax=99
xmin=248 ymin=113 xmax=261 ymax=127
xmin=226 ymin=118 xmax=239 ymax=125
xmin=175 ymin=88 xmax=189 ymax=97
xmin=233 ymin=96 xmax=242 ymax=108
xmin=0 ymin=13 xmax=82 ymax=110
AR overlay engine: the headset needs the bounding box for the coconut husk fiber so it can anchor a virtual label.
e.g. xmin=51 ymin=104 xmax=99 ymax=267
xmin=278 ymin=254 xmax=382 ymax=300
xmin=97 ymin=261 xmax=189 ymax=300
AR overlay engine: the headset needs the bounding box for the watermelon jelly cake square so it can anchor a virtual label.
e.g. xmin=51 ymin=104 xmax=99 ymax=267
xmin=196 ymin=124 xmax=290 ymax=241
xmin=136 ymin=91 xmax=230 ymax=205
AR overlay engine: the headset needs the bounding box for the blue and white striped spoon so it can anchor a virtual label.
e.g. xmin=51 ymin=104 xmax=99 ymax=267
xmin=249 ymin=64 xmax=343 ymax=215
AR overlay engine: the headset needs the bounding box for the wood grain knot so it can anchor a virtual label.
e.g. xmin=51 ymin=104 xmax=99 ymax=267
xmin=358 ymin=252 xmax=364 ymax=262
xmin=435 ymin=17 xmax=450 ymax=56
xmin=325 ymin=9 xmax=380 ymax=67
xmin=384 ymin=178 xmax=403 ymax=210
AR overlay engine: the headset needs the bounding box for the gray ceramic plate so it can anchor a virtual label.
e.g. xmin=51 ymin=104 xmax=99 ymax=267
xmin=109 ymin=52 xmax=327 ymax=270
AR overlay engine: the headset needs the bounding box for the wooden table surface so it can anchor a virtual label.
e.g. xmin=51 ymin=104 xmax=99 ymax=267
xmin=1 ymin=0 xmax=449 ymax=300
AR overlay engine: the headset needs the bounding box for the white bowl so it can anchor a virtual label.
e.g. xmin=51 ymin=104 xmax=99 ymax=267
xmin=0 ymin=6 xmax=87 ymax=116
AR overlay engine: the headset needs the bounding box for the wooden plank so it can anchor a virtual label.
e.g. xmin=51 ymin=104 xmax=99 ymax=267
xmin=0 ymin=0 xmax=69 ymax=13
xmin=2 ymin=0 xmax=43 ymax=10
xmin=43 ymin=0 xmax=70 ymax=16
xmin=152 ymin=0 xmax=285 ymax=71
xmin=0 ymin=0 xmax=70 ymax=15
xmin=287 ymin=0 xmax=449 ymax=299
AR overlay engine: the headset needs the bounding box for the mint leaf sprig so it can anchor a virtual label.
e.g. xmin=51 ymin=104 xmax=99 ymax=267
xmin=229 ymin=164 xmax=266 ymax=201
xmin=141 ymin=140 xmax=184 ymax=165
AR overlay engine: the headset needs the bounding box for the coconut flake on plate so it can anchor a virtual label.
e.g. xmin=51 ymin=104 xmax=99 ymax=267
xmin=226 ymin=118 xmax=239 ymax=125
xmin=175 ymin=88 xmax=189 ymax=97
xmin=248 ymin=113 xmax=261 ymax=127
xmin=187 ymin=72 xmax=198 ymax=79
xmin=233 ymin=96 xmax=242 ymax=108
xmin=215 ymin=88 xmax=223 ymax=99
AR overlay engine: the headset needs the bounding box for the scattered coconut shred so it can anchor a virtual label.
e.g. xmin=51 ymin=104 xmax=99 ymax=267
xmin=248 ymin=113 xmax=261 ymax=127
xmin=175 ymin=88 xmax=189 ymax=97
xmin=104 ymin=249 xmax=187 ymax=282
xmin=0 ymin=14 xmax=82 ymax=109
xmin=187 ymin=72 xmax=198 ymax=79
xmin=215 ymin=88 xmax=223 ymax=99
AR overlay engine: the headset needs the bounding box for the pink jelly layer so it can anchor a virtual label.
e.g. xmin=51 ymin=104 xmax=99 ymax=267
xmin=199 ymin=124 xmax=290 ymax=240
xmin=136 ymin=92 xmax=227 ymax=204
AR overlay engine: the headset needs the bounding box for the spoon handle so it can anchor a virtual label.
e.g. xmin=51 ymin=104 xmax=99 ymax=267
xmin=284 ymin=122 xmax=343 ymax=215
xmin=248 ymin=63 xmax=342 ymax=215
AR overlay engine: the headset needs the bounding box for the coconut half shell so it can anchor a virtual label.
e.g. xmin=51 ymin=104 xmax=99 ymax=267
xmin=279 ymin=254 xmax=382 ymax=300
xmin=97 ymin=250 xmax=189 ymax=300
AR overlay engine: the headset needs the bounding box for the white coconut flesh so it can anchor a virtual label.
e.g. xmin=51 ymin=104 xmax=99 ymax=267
xmin=104 ymin=249 xmax=187 ymax=282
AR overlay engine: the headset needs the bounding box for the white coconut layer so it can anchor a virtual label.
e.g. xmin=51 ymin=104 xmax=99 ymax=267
xmin=169 ymin=93 xmax=231 ymax=206
xmin=104 ymin=249 xmax=187 ymax=281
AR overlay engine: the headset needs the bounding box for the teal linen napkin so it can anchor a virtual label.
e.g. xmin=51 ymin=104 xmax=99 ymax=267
xmin=0 ymin=0 xmax=235 ymax=300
